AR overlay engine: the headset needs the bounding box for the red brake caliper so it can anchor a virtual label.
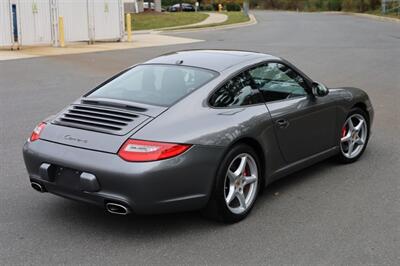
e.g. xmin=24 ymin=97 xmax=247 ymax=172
xmin=342 ymin=126 xmax=347 ymax=138
xmin=244 ymin=166 xmax=249 ymax=177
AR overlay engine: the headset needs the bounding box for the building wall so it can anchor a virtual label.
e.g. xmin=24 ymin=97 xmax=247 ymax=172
xmin=124 ymin=2 xmax=137 ymax=13
xmin=124 ymin=0 xmax=139 ymax=13
xmin=137 ymin=0 xmax=144 ymax=12
xmin=0 ymin=1 xmax=12 ymax=47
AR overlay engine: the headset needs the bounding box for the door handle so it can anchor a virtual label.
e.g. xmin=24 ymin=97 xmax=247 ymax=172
xmin=276 ymin=119 xmax=290 ymax=129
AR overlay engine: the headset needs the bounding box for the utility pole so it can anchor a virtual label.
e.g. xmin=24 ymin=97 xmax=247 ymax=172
xmin=243 ymin=1 xmax=249 ymax=17
xmin=154 ymin=0 xmax=161 ymax=12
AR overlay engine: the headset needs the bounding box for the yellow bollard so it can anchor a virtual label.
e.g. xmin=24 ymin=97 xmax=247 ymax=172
xmin=126 ymin=13 xmax=132 ymax=42
xmin=58 ymin=16 xmax=65 ymax=47
xmin=218 ymin=4 xmax=222 ymax=12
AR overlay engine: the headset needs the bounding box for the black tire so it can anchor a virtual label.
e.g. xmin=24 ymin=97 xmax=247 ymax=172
xmin=337 ymin=107 xmax=370 ymax=164
xmin=203 ymin=144 xmax=261 ymax=223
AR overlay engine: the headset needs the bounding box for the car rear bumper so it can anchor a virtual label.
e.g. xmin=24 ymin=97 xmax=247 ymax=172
xmin=23 ymin=139 xmax=224 ymax=214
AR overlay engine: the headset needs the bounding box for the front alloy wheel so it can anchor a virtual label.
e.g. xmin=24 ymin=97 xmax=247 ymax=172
xmin=338 ymin=108 xmax=369 ymax=163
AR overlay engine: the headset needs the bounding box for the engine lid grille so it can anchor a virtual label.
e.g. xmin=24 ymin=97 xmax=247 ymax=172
xmin=52 ymin=104 xmax=149 ymax=135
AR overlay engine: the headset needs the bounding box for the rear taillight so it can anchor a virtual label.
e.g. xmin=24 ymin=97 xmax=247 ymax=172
xmin=118 ymin=139 xmax=191 ymax=162
xmin=30 ymin=122 xmax=46 ymax=142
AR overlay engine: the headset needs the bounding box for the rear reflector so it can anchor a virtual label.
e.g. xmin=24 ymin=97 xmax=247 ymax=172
xmin=30 ymin=122 xmax=46 ymax=142
xmin=118 ymin=139 xmax=191 ymax=162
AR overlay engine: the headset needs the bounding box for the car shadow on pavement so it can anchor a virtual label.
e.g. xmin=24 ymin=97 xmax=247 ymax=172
xmin=43 ymin=157 xmax=342 ymax=236
xmin=262 ymin=157 xmax=339 ymax=199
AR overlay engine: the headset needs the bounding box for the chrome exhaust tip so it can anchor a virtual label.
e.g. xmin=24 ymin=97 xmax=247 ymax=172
xmin=105 ymin=202 xmax=130 ymax=215
xmin=31 ymin=182 xmax=45 ymax=193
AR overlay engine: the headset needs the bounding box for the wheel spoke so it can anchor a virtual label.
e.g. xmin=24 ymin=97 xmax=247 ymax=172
xmin=227 ymin=170 xmax=237 ymax=183
xmin=225 ymin=186 xmax=236 ymax=204
xmin=237 ymin=192 xmax=246 ymax=209
xmin=356 ymin=138 xmax=365 ymax=145
xmin=355 ymin=119 xmax=364 ymax=131
xmin=346 ymin=142 xmax=355 ymax=156
xmin=348 ymin=119 xmax=355 ymax=131
xmin=341 ymin=132 xmax=351 ymax=143
xmin=243 ymin=174 xmax=257 ymax=186
xmin=234 ymin=156 xmax=247 ymax=177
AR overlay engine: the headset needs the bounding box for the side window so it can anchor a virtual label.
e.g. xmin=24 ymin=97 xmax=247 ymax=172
xmin=249 ymin=63 xmax=308 ymax=102
xmin=209 ymin=72 xmax=263 ymax=107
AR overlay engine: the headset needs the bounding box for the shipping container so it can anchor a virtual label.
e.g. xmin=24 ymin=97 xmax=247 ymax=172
xmin=57 ymin=1 xmax=90 ymax=43
xmin=0 ymin=1 xmax=13 ymax=47
xmin=90 ymin=0 xmax=124 ymax=41
xmin=16 ymin=0 xmax=53 ymax=46
xmin=0 ymin=0 xmax=124 ymax=47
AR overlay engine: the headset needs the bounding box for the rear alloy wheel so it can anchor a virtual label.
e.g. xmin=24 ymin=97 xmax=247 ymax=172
xmin=224 ymin=153 xmax=258 ymax=215
xmin=203 ymin=144 xmax=261 ymax=223
xmin=338 ymin=108 xmax=369 ymax=163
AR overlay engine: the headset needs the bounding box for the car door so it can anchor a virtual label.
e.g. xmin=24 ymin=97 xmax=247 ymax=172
xmin=249 ymin=62 xmax=337 ymax=163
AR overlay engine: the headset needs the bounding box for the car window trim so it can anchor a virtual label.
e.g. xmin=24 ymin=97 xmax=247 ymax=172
xmin=207 ymin=59 xmax=314 ymax=109
xmin=249 ymin=61 xmax=311 ymax=104
xmin=263 ymin=94 xmax=312 ymax=105
xmin=208 ymin=68 xmax=265 ymax=109
xmin=251 ymin=60 xmax=313 ymax=93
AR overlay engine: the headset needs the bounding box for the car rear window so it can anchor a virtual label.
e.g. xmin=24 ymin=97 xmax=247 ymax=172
xmin=87 ymin=64 xmax=218 ymax=107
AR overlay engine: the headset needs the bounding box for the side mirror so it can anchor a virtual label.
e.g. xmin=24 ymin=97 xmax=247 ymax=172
xmin=312 ymin=82 xmax=329 ymax=97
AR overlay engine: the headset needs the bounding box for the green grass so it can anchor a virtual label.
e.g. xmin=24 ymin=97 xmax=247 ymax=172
xmin=366 ymin=9 xmax=400 ymax=19
xmin=131 ymin=12 xmax=209 ymax=30
xmin=175 ymin=12 xmax=250 ymax=30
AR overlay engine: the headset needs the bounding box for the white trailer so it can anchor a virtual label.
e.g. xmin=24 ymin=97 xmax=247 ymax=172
xmin=16 ymin=0 xmax=53 ymax=46
xmin=0 ymin=1 xmax=13 ymax=48
xmin=57 ymin=1 xmax=90 ymax=43
xmin=89 ymin=0 xmax=125 ymax=41
xmin=0 ymin=0 xmax=124 ymax=48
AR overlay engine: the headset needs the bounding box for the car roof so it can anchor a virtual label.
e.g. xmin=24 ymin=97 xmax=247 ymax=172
xmin=142 ymin=50 xmax=280 ymax=72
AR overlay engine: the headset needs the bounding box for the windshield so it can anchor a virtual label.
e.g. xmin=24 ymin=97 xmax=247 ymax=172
xmin=87 ymin=64 xmax=218 ymax=107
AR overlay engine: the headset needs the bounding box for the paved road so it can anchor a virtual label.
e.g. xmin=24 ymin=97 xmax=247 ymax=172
xmin=1 ymin=11 xmax=399 ymax=265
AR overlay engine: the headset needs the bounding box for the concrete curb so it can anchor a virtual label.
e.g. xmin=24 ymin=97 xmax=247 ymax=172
xmin=162 ymin=13 xmax=257 ymax=34
xmin=323 ymin=11 xmax=400 ymax=23
xmin=132 ymin=30 xmax=156 ymax=35
xmin=0 ymin=34 xmax=204 ymax=61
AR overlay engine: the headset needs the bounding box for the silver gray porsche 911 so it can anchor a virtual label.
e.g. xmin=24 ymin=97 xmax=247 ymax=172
xmin=23 ymin=50 xmax=374 ymax=222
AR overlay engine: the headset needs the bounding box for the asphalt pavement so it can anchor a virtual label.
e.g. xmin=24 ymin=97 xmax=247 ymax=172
xmin=0 ymin=11 xmax=399 ymax=265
